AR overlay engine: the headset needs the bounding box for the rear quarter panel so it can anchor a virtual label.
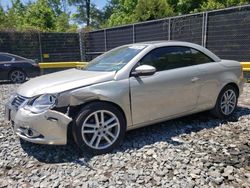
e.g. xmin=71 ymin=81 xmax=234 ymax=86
xmin=0 ymin=61 xmax=10 ymax=79
xmin=219 ymin=60 xmax=244 ymax=94
xmin=197 ymin=60 xmax=243 ymax=111
xmin=15 ymin=61 xmax=40 ymax=78
xmin=0 ymin=60 xmax=40 ymax=79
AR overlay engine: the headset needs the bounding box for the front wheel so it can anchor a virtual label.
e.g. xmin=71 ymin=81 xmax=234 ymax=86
xmin=211 ymin=85 xmax=238 ymax=119
xmin=72 ymin=102 xmax=126 ymax=155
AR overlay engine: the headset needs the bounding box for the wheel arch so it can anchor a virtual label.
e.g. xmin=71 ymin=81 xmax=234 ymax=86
xmin=8 ymin=68 xmax=27 ymax=80
xmin=69 ymin=99 xmax=127 ymax=153
xmin=211 ymin=82 xmax=239 ymax=118
xmin=221 ymin=82 xmax=240 ymax=97
xmin=211 ymin=81 xmax=240 ymax=110
xmin=87 ymin=100 xmax=127 ymax=126
xmin=8 ymin=67 xmax=26 ymax=76
xmin=67 ymin=99 xmax=128 ymax=142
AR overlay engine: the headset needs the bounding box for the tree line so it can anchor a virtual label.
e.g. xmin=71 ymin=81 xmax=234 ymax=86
xmin=0 ymin=0 xmax=249 ymax=32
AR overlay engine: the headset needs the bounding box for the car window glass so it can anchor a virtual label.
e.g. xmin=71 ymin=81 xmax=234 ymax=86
xmin=140 ymin=46 xmax=213 ymax=71
xmin=85 ymin=45 xmax=146 ymax=72
xmin=0 ymin=55 xmax=13 ymax=62
xmin=190 ymin=48 xmax=213 ymax=64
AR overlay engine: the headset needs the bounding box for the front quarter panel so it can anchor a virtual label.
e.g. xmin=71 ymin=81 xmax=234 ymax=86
xmin=57 ymin=79 xmax=132 ymax=128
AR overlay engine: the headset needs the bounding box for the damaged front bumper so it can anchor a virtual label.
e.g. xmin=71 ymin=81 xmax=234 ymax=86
xmin=5 ymin=103 xmax=72 ymax=145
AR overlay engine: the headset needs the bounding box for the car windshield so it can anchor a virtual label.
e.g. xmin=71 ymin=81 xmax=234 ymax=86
xmin=85 ymin=45 xmax=147 ymax=72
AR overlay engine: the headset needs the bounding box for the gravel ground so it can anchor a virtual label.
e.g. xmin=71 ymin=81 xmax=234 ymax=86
xmin=0 ymin=82 xmax=250 ymax=188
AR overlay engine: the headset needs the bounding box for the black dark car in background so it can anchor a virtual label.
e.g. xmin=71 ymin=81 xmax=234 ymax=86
xmin=0 ymin=52 xmax=40 ymax=83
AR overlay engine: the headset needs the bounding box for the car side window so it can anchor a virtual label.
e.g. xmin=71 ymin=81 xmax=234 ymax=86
xmin=0 ymin=55 xmax=12 ymax=62
xmin=190 ymin=48 xmax=214 ymax=65
xmin=140 ymin=46 xmax=213 ymax=71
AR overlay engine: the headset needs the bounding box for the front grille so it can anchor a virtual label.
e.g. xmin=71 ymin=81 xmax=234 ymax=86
xmin=11 ymin=95 xmax=28 ymax=109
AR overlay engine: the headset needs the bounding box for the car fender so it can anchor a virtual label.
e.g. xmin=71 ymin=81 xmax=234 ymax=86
xmin=57 ymin=79 xmax=133 ymax=128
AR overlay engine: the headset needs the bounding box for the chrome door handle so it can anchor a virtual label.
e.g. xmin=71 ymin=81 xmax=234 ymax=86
xmin=191 ymin=77 xmax=200 ymax=82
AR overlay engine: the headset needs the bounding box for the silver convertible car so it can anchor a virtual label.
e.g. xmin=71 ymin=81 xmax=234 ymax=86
xmin=5 ymin=41 xmax=244 ymax=154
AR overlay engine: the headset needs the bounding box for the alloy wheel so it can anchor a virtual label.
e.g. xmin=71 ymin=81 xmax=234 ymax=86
xmin=10 ymin=70 xmax=26 ymax=83
xmin=220 ymin=89 xmax=237 ymax=115
xmin=81 ymin=110 xmax=120 ymax=150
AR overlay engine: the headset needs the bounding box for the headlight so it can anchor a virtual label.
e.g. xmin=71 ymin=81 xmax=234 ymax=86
xmin=25 ymin=94 xmax=57 ymax=113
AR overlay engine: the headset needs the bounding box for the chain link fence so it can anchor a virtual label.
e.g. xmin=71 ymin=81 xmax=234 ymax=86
xmin=40 ymin=33 xmax=81 ymax=62
xmin=0 ymin=32 xmax=81 ymax=62
xmin=170 ymin=14 xmax=204 ymax=45
xmin=0 ymin=5 xmax=249 ymax=62
xmin=0 ymin=32 xmax=41 ymax=60
xmin=206 ymin=6 xmax=250 ymax=61
xmin=85 ymin=4 xmax=250 ymax=62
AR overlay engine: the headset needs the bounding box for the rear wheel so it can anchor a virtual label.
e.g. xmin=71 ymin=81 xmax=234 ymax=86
xmin=72 ymin=102 xmax=126 ymax=154
xmin=9 ymin=69 xmax=27 ymax=83
xmin=211 ymin=85 xmax=238 ymax=118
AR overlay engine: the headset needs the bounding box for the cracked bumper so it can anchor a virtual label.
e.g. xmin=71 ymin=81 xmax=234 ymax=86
xmin=5 ymin=104 xmax=72 ymax=145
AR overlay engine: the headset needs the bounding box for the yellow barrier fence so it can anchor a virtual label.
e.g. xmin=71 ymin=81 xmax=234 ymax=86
xmin=241 ymin=62 xmax=250 ymax=72
xmin=39 ymin=62 xmax=87 ymax=68
xmin=241 ymin=62 xmax=250 ymax=82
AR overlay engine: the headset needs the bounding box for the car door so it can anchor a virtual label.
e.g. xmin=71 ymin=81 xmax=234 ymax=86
xmin=129 ymin=46 xmax=202 ymax=125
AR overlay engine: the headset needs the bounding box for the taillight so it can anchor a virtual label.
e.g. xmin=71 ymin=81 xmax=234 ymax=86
xmin=32 ymin=62 xmax=40 ymax=68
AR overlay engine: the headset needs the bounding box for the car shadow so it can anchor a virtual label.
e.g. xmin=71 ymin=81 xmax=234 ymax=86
xmin=0 ymin=80 xmax=12 ymax=85
xmin=120 ymin=106 xmax=250 ymax=150
xmin=20 ymin=106 xmax=250 ymax=167
xmin=20 ymin=138 xmax=93 ymax=167
xmin=0 ymin=79 xmax=30 ymax=85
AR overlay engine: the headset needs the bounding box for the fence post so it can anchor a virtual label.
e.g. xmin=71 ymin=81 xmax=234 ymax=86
xmin=202 ymin=13 xmax=205 ymax=46
xmin=38 ymin=32 xmax=43 ymax=62
xmin=168 ymin=18 xmax=171 ymax=40
xmin=203 ymin=12 xmax=208 ymax=47
xmin=133 ymin=24 xmax=135 ymax=43
xmin=104 ymin=29 xmax=107 ymax=51
xmin=79 ymin=31 xmax=84 ymax=61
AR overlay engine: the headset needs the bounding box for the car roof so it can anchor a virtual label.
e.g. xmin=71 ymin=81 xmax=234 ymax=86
xmin=126 ymin=41 xmax=206 ymax=50
xmin=0 ymin=52 xmax=28 ymax=60
xmin=127 ymin=40 xmax=221 ymax=62
xmin=132 ymin=40 xmax=178 ymax=45
xmin=0 ymin=52 xmax=14 ymax=56
xmin=131 ymin=40 xmax=199 ymax=47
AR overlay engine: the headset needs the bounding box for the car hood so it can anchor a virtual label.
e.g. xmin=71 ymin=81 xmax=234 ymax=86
xmin=17 ymin=69 xmax=116 ymax=97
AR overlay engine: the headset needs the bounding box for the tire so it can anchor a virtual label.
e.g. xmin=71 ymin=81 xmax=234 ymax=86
xmin=9 ymin=69 xmax=27 ymax=83
xmin=211 ymin=85 xmax=238 ymax=119
xmin=72 ymin=102 xmax=126 ymax=155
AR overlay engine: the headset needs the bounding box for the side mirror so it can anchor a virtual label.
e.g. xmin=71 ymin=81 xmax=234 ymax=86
xmin=132 ymin=65 xmax=156 ymax=76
